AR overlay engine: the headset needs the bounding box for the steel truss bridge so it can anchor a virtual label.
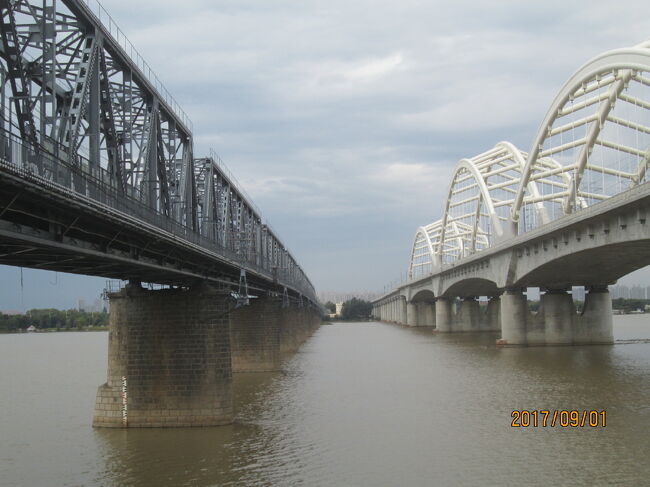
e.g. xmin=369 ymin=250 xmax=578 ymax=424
xmin=0 ymin=0 xmax=316 ymax=305
xmin=408 ymin=40 xmax=650 ymax=281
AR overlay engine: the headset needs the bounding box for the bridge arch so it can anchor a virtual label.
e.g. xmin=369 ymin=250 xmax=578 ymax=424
xmin=411 ymin=289 xmax=436 ymax=302
xmin=512 ymin=41 xmax=650 ymax=230
xmin=441 ymin=278 xmax=500 ymax=298
xmin=408 ymin=219 xmax=490 ymax=278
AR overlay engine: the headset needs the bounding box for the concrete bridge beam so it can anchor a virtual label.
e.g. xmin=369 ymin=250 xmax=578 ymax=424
xmin=399 ymin=297 xmax=408 ymax=325
xmin=93 ymin=284 xmax=233 ymax=428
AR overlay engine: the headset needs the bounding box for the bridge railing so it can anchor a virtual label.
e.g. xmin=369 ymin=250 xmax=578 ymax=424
xmin=0 ymin=129 xmax=316 ymax=302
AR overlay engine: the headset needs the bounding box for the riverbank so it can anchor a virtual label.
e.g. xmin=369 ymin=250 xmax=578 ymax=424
xmin=0 ymin=326 xmax=108 ymax=334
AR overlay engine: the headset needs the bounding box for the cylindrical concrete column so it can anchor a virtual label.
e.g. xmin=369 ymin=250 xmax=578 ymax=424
xmin=399 ymin=297 xmax=407 ymax=325
xmin=543 ymin=289 xmax=574 ymax=345
xmin=575 ymin=286 xmax=614 ymax=344
xmin=406 ymin=301 xmax=417 ymax=326
xmin=456 ymin=297 xmax=480 ymax=331
xmin=485 ymin=296 xmax=501 ymax=331
xmin=435 ymin=298 xmax=452 ymax=332
xmin=424 ymin=303 xmax=436 ymax=327
xmin=499 ymin=290 xmax=527 ymax=346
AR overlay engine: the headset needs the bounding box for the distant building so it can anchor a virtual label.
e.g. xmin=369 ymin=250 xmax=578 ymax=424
xmin=335 ymin=303 xmax=343 ymax=316
xmin=631 ymin=285 xmax=645 ymax=299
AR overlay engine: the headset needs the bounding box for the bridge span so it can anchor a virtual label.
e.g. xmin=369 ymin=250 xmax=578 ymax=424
xmin=0 ymin=0 xmax=320 ymax=427
xmin=374 ymin=40 xmax=650 ymax=347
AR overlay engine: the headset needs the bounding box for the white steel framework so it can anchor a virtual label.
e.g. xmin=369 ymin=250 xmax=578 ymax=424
xmin=409 ymin=40 xmax=650 ymax=279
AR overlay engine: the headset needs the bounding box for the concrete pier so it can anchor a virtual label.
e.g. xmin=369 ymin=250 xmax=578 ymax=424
xmin=417 ymin=302 xmax=436 ymax=327
xmin=497 ymin=286 xmax=614 ymax=346
xmin=406 ymin=301 xmax=417 ymax=326
xmin=93 ymin=284 xmax=233 ymax=428
xmin=485 ymin=296 xmax=501 ymax=331
xmin=399 ymin=297 xmax=408 ymax=325
xmin=498 ymin=290 xmax=528 ymax=346
xmin=574 ymin=287 xmax=614 ymax=345
xmin=455 ymin=297 xmax=481 ymax=331
xmin=435 ymin=298 xmax=452 ymax=332
xmin=542 ymin=289 xmax=574 ymax=345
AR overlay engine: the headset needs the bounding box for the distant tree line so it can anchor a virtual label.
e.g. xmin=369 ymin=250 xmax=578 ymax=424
xmin=525 ymin=297 xmax=649 ymax=314
xmin=0 ymin=309 xmax=108 ymax=332
xmin=322 ymin=297 xmax=377 ymax=320
xmin=341 ymin=298 xmax=373 ymax=320
xmin=611 ymin=298 xmax=649 ymax=313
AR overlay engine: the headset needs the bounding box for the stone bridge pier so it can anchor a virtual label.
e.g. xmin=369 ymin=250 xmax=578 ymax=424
xmin=93 ymin=284 xmax=320 ymax=428
xmin=499 ymin=286 xmax=613 ymax=347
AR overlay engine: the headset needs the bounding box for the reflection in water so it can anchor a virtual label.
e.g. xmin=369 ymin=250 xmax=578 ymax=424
xmin=1 ymin=315 xmax=650 ymax=486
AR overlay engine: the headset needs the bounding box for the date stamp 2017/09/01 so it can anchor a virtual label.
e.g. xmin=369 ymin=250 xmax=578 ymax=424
xmin=511 ymin=410 xmax=606 ymax=428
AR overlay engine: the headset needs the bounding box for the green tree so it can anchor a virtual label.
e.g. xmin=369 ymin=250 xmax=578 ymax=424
xmin=324 ymin=301 xmax=336 ymax=313
xmin=341 ymin=298 xmax=373 ymax=320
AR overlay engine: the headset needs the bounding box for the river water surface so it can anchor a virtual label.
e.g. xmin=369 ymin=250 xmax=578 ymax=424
xmin=1 ymin=316 xmax=650 ymax=486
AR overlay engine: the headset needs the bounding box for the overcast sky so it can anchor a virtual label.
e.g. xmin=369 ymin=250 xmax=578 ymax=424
xmin=3 ymin=0 xmax=650 ymax=310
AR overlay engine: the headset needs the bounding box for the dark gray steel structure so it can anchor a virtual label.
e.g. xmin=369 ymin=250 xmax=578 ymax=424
xmin=0 ymin=0 xmax=316 ymax=303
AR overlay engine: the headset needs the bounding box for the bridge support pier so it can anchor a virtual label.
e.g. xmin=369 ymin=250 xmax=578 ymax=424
xmin=574 ymin=286 xmax=614 ymax=345
xmin=93 ymin=284 xmax=233 ymax=428
xmin=280 ymin=305 xmax=321 ymax=353
xmin=542 ymin=289 xmax=574 ymax=345
xmin=417 ymin=302 xmax=436 ymax=327
xmin=230 ymin=296 xmax=282 ymax=372
xmin=455 ymin=297 xmax=481 ymax=331
xmin=498 ymin=287 xmax=614 ymax=347
xmin=435 ymin=298 xmax=452 ymax=332
xmin=498 ymin=290 xmax=528 ymax=346
xmin=485 ymin=296 xmax=501 ymax=331
xmin=406 ymin=301 xmax=417 ymax=326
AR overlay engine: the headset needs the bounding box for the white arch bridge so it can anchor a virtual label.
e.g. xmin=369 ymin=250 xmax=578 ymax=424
xmin=373 ymin=40 xmax=650 ymax=346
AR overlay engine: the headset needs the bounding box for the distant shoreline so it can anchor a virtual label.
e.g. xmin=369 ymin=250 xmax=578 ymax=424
xmin=0 ymin=327 xmax=108 ymax=334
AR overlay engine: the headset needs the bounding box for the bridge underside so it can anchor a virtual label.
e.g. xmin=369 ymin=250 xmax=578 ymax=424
xmin=0 ymin=162 xmax=294 ymax=295
xmin=515 ymin=242 xmax=650 ymax=289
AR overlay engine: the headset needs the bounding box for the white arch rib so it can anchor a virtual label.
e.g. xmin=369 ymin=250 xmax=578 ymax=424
xmin=512 ymin=46 xmax=650 ymax=222
xmin=408 ymin=225 xmax=436 ymax=278
xmin=438 ymin=158 xmax=503 ymax=257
